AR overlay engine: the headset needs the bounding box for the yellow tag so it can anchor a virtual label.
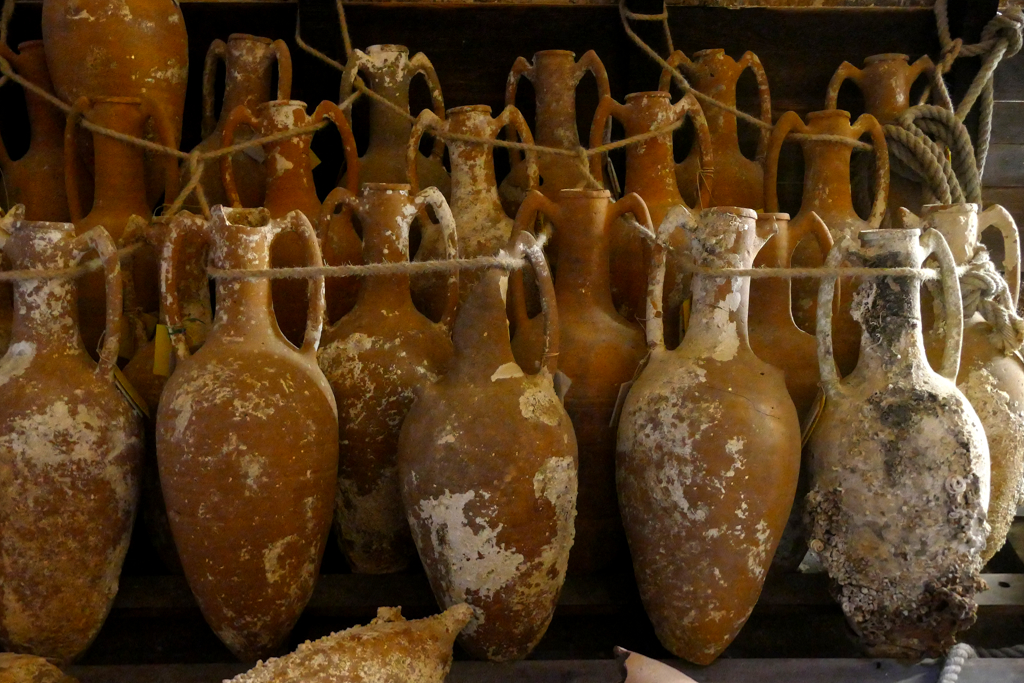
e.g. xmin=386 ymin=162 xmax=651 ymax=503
xmin=113 ymin=365 xmax=151 ymax=420
xmin=153 ymin=324 xmax=172 ymax=378
xmin=681 ymin=297 xmax=691 ymax=333
xmin=310 ymin=149 xmax=322 ymax=170
xmin=801 ymin=390 xmax=826 ymax=447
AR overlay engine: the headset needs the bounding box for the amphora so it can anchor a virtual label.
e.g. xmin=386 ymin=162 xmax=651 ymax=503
xmin=617 ymin=206 xmax=800 ymax=665
xmin=156 ymin=206 xmax=338 ymax=661
xmin=400 ymin=233 xmax=577 ymax=661
xmin=317 ymin=184 xmax=458 ymax=574
xmin=805 ymin=228 xmax=989 ymax=658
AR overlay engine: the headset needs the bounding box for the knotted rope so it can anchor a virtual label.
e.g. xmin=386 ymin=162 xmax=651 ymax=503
xmin=937 ymin=643 xmax=1024 ymax=683
xmin=960 ymin=247 xmax=1024 ymax=354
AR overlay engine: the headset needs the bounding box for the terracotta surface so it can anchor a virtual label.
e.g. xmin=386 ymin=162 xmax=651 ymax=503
xmin=408 ymin=105 xmax=538 ymax=320
xmin=317 ymin=184 xmax=457 ymax=574
xmin=65 ymin=96 xmax=179 ymax=360
xmin=41 ymin=0 xmax=188 ymax=207
xmin=400 ymin=235 xmax=577 ymax=661
xmin=764 ymin=109 xmax=889 ymax=376
xmin=0 ymin=41 xmax=69 ymax=222
xmin=222 ymin=99 xmax=360 ymax=343
xmin=590 ymin=90 xmax=711 ymax=335
xmin=339 ymin=45 xmax=450 ymax=197
xmin=155 ymin=207 xmax=338 ymax=661
xmin=826 ymin=53 xmax=934 ymax=227
xmin=617 ymin=206 xmax=800 ymax=665
xmin=906 ymin=203 xmax=1024 ymax=563
xmin=499 ymin=50 xmax=610 ymax=215
xmin=0 ymin=215 xmax=142 ymax=663
xmin=748 ymin=212 xmax=833 ymax=574
xmin=510 ymin=188 xmax=651 ymax=574
xmin=660 ymin=49 xmax=772 ymax=211
xmin=806 ymin=228 xmax=989 ymax=658
xmin=227 ymin=605 xmax=472 ymax=683
xmin=185 ymin=34 xmax=292 ymax=210
xmin=0 ymin=654 xmax=79 ymax=683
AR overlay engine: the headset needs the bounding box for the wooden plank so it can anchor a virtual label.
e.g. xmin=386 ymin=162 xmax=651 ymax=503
xmin=991 ymin=100 xmax=1024 ymax=145
xmin=981 ymin=143 xmax=1024 ymax=186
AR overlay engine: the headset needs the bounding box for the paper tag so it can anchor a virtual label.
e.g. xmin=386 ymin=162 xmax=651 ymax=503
xmin=800 ymin=390 xmax=826 ymax=447
xmin=609 ymin=380 xmax=635 ymax=429
xmin=553 ymin=370 xmax=572 ymax=404
xmin=153 ymin=324 xmax=173 ymax=377
xmin=309 ymin=149 xmax=322 ymax=170
xmin=243 ymin=145 xmax=266 ymax=164
xmin=113 ymin=365 xmax=151 ymax=420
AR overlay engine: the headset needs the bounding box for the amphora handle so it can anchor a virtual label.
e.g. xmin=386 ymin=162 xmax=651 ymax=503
xmin=221 ymin=104 xmax=262 ymax=208
xmin=513 ymin=230 xmax=560 ymax=376
xmin=979 ymin=204 xmax=1021 ymax=308
xmin=272 ymin=210 xmax=327 ymax=357
xmin=201 ymin=39 xmax=228 ymax=138
xmin=72 ymin=226 xmax=123 ymax=378
xmin=161 ymin=212 xmax=210 ymax=362
xmin=851 ymin=113 xmax=889 ymax=228
xmin=409 ymin=52 xmax=447 ymax=162
xmin=763 ymin=111 xmax=808 ymax=214
xmin=645 ymin=205 xmax=695 ymax=349
xmin=414 ymin=186 xmax=461 ymax=331
xmin=508 ymin=190 xmax=560 ymax=335
xmin=815 ymin=213 xmax=847 ymax=396
xmin=824 ymin=61 xmax=864 ymax=111
xmin=920 ymin=227 xmax=964 ymax=381
xmin=503 ymin=56 xmax=535 ymax=170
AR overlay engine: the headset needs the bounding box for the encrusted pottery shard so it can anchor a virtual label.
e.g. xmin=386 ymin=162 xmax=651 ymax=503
xmin=317 ymin=184 xmax=457 ymax=574
xmin=0 ymin=219 xmax=143 ymax=664
xmin=0 ymin=654 xmax=79 ymax=683
xmin=510 ymin=188 xmax=650 ymax=574
xmin=905 ymin=204 xmax=1024 ymax=563
xmin=616 ymin=647 xmax=699 ymax=683
xmin=806 ymin=228 xmax=989 ymax=658
xmin=155 ymin=207 xmax=338 ymax=661
xmin=400 ymin=238 xmax=577 ymax=662
xmin=617 ymin=207 xmax=801 ymax=666
xmin=226 ymin=604 xmax=473 ymax=683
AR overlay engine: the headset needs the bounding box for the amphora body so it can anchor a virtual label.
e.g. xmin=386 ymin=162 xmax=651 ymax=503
xmin=617 ymin=207 xmax=800 ymax=665
xmin=156 ymin=207 xmax=338 ymax=660
xmin=805 ymin=228 xmax=989 ymax=657
xmin=0 ymin=217 xmax=142 ymax=663
xmin=317 ymin=184 xmax=457 ymax=574
xmin=400 ymin=235 xmax=577 ymax=661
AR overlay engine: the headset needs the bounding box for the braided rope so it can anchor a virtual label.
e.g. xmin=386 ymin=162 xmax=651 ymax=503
xmin=960 ymin=247 xmax=1024 ymax=354
xmin=938 ymin=643 xmax=977 ymax=683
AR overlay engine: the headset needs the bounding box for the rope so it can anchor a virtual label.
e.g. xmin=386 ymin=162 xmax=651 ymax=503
xmin=959 ymin=247 xmax=1024 ymax=354
xmin=938 ymin=643 xmax=976 ymax=683
xmin=0 ymin=242 xmax=145 ymax=282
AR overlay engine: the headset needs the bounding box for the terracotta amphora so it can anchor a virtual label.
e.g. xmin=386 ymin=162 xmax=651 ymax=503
xmin=121 ymin=216 xmax=212 ymax=574
xmin=155 ymin=206 xmax=338 ymax=661
xmin=317 ymin=184 xmax=458 ymax=574
xmin=0 ymin=210 xmax=13 ymax=356
xmin=590 ymin=90 xmax=712 ymax=331
xmin=0 ymin=653 xmax=79 ymax=683
xmin=407 ymin=106 xmax=538 ymax=320
xmin=903 ymin=203 xmax=1023 ymax=563
xmin=400 ymin=233 xmax=577 ymax=661
xmin=510 ymin=188 xmax=651 ymax=574
xmin=228 ymin=605 xmax=473 ymax=683
xmin=42 ymin=0 xmax=188 ymax=207
xmin=0 ymin=41 xmax=69 ymax=221
xmin=0 ymin=213 xmax=143 ymax=663
xmin=339 ymin=45 xmax=450 ymax=196
xmin=65 ymin=95 xmax=180 ymax=359
xmin=660 ymin=49 xmax=772 ymax=210
xmin=617 ymin=206 xmax=801 ymax=665
xmin=826 ymin=54 xmax=934 ymax=227
xmin=185 ymin=34 xmax=292 ymax=210
xmin=748 ymin=212 xmax=833 ymax=574
xmin=806 ymin=228 xmax=989 ymax=658
xmin=499 ymin=50 xmax=611 ymax=214
xmin=764 ymin=109 xmax=889 ymax=375
xmin=223 ymin=99 xmax=361 ymax=342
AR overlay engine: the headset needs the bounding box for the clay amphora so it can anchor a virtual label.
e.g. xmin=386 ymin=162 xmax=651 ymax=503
xmin=339 ymin=45 xmax=450 ymax=196
xmin=510 ymin=188 xmax=651 ymax=573
xmin=826 ymin=54 xmax=934 ymax=227
xmin=0 ymin=41 xmax=69 ymax=221
xmin=407 ymin=106 xmax=538 ymax=320
xmin=400 ymin=233 xmax=577 ymax=661
xmin=228 ymin=605 xmax=473 ymax=683
xmin=589 ymin=90 xmax=711 ymax=330
xmin=0 ymin=210 xmax=12 ymax=356
xmin=0 ymin=654 xmax=79 ymax=683
xmin=0 ymin=214 xmax=143 ymax=663
xmin=748 ymin=212 xmax=833 ymax=574
xmin=185 ymin=34 xmax=292 ymax=209
xmin=65 ymin=95 xmax=180 ymax=359
xmin=903 ymin=203 xmax=1023 ymax=563
xmin=155 ymin=206 xmax=338 ymax=661
xmin=317 ymin=184 xmax=458 ymax=574
xmin=42 ymin=0 xmax=188 ymax=207
xmin=660 ymin=49 xmax=772 ymax=210
xmin=121 ymin=216 xmax=212 ymax=574
xmin=499 ymin=50 xmax=611 ymax=213
xmin=806 ymin=228 xmax=989 ymax=658
xmin=617 ymin=206 xmax=801 ymax=665
xmin=765 ymin=109 xmax=889 ymax=375
xmin=223 ymin=99 xmax=361 ymax=342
